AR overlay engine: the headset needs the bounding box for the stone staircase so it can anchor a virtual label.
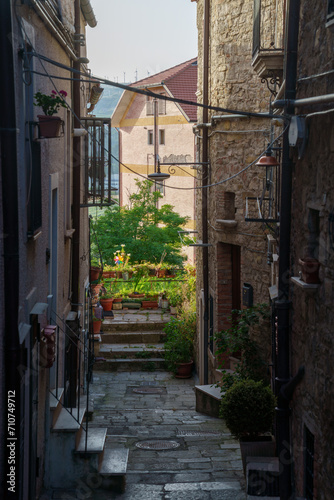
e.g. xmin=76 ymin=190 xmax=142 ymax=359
xmin=94 ymin=310 xmax=170 ymax=372
xmin=48 ymin=387 xmax=128 ymax=492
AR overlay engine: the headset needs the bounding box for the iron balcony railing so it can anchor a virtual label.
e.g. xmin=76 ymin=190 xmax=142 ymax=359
xmin=252 ymin=0 xmax=284 ymax=58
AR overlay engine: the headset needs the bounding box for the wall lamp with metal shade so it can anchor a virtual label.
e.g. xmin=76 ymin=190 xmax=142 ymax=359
xmin=147 ymin=158 xmax=210 ymax=182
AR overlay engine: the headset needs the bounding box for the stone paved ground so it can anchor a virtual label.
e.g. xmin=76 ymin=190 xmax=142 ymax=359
xmin=49 ymin=370 xmax=246 ymax=499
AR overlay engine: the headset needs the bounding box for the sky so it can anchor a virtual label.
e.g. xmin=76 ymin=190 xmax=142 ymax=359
xmin=85 ymin=0 xmax=198 ymax=84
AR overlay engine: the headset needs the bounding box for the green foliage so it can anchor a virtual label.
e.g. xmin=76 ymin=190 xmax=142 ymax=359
xmin=34 ymin=90 xmax=68 ymax=116
xmin=214 ymin=303 xmax=270 ymax=390
xmin=90 ymin=179 xmax=190 ymax=266
xmin=163 ymin=311 xmax=196 ymax=372
xmin=219 ymin=379 xmax=276 ymax=440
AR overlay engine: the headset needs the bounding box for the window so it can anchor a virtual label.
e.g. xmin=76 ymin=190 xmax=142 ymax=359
xmin=147 ymin=130 xmax=153 ymax=145
xmin=328 ymin=0 xmax=334 ymax=19
xmin=146 ymin=96 xmax=153 ymax=116
xmin=158 ymin=94 xmax=166 ymax=115
xmin=159 ymin=129 xmax=165 ymax=145
xmin=304 ymin=426 xmax=314 ymax=500
xmin=27 ymin=141 xmax=42 ymax=238
xmin=308 ymin=209 xmax=320 ymax=259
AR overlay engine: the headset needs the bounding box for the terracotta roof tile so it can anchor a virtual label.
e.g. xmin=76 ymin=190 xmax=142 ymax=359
xmin=163 ymin=60 xmax=198 ymax=121
xmin=130 ymin=58 xmax=198 ymax=122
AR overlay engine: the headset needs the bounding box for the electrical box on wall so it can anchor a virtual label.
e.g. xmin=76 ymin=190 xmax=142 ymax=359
xmin=243 ymin=283 xmax=253 ymax=307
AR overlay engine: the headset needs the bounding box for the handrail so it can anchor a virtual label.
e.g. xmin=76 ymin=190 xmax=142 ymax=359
xmin=49 ymin=310 xmax=96 ymax=452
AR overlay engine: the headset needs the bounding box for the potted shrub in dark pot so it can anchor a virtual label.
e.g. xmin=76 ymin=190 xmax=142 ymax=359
xmin=220 ymin=379 xmax=276 ymax=473
xmin=163 ymin=313 xmax=195 ymax=378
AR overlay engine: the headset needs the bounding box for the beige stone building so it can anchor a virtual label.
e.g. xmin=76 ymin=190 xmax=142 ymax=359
xmin=193 ymin=0 xmax=274 ymax=385
xmin=111 ymin=59 xmax=198 ymax=263
xmin=193 ymin=0 xmax=334 ymax=498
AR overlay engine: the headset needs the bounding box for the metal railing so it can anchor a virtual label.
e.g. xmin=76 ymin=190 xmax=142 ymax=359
xmin=252 ymin=0 xmax=284 ymax=58
xmin=50 ymin=310 xmax=96 ymax=453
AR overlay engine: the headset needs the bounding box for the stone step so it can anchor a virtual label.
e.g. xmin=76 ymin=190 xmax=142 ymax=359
xmin=93 ymin=357 xmax=166 ymax=372
xmin=99 ymin=343 xmax=165 ymax=359
xmin=75 ymin=427 xmax=107 ymax=454
xmin=52 ymin=407 xmax=86 ymax=432
xmin=195 ymin=384 xmax=225 ymax=418
xmin=103 ymin=318 xmax=169 ymax=333
xmin=100 ymin=330 xmax=167 ymax=344
xmin=98 ymin=448 xmax=129 ymax=493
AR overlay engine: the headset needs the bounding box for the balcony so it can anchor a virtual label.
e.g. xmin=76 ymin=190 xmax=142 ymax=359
xmin=251 ymin=0 xmax=284 ymax=83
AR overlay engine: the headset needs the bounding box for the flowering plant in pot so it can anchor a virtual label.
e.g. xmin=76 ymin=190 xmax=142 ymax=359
xmin=220 ymin=379 xmax=276 ymax=472
xmin=34 ymin=89 xmax=68 ymax=116
xmin=34 ymin=89 xmax=67 ymax=138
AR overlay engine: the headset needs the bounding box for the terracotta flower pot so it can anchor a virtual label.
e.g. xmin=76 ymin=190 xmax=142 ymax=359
xmin=299 ymin=257 xmax=320 ymax=284
xmin=90 ymin=266 xmax=101 ymax=281
xmin=93 ymin=320 xmax=102 ymax=334
xmin=175 ymin=360 xmax=193 ymax=379
xmin=99 ymin=298 xmax=113 ymax=311
xmin=38 ymin=115 xmax=62 ymax=138
xmin=142 ymin=300 xmax=158 ymax=309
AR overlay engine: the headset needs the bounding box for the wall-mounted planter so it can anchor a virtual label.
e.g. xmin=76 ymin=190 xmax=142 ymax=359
xmin=37 ymin=115 xmax=63 ymax=138
xmin=299 ymin=257 xmax=320 ymax=284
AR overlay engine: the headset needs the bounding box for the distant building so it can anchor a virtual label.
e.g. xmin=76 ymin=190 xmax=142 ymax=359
xmin=111 ymin=59 xmax=198 ymax=263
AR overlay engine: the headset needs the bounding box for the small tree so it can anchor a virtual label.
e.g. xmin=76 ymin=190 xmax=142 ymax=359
xmin=90 ymin=180 xmax=190 ymax=266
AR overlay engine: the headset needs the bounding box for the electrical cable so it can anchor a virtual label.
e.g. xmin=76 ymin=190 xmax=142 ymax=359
xmin=26 ymin=49 xmax=278 ymax=120
xmin=16 ymin=10 xmax=287 ymax=192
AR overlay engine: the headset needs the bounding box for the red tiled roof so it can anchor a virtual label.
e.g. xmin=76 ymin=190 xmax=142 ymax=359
xmin=131 ymin=58 xmax=198 ymax=122
xmin=163 ymin=60 xmax=198 ymax=121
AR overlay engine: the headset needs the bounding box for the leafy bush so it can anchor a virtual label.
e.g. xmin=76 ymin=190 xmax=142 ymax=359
xmin=163 ymin=311 xmax=196 ymax=372
xmin=220 ymin=379 xmax=276 ymax=440
xmin=214 ymin=303 xmax=270 ymax=390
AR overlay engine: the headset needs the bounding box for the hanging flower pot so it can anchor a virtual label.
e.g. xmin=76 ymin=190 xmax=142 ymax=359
xmin=299 ymin=257 xmax=320 ymax=284
xmin=37 ymin=115 xmax=63 ymax=138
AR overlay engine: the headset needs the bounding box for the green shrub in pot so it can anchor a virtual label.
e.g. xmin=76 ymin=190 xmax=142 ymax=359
xmin=220 ymin=379 xmax=276 ymax=440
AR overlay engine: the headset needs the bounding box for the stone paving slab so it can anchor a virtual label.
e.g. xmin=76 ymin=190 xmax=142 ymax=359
xmin=45 ymin=370 xmax=246 ymax=499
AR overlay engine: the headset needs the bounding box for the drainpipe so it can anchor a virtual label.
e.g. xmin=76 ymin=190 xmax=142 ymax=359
xmin=274 ymin=93 xmax=334 ymax=108
xmin=202 ymin=0 xmax=210 ymax=384
xmin=0 ymin=1 xmax=21 ymax=496
xmin=275 ymin=1 xmax=300 ymax=499
xmin=71 ymin=0 xmax=82 ymax=310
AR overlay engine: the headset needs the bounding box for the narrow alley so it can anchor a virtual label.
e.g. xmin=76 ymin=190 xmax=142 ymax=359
xmin=45 ymin=310 xmax=246 ymax=499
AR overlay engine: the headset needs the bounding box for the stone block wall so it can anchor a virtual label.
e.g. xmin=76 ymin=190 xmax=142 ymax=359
xmin=288 ymin=2 xmax=334 ymax=498
xmin=195 ymin=0 xmax=274 ymax=383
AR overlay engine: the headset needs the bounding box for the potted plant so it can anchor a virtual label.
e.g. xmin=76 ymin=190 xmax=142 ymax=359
xmin=160 ymin=291 xmax=169 ymax=309
xmin=99 ymin=291 xmax=114 ymax=311
xmin=220 ymin=379 xmax=276 ymax=473
xmin=34 ymin=89 xmax=67 ymax=137
xmin=163 ymin=313 xmax=195 ymax=378
xmin=168 ymin=288 xmax=183 ymax=315
xmin=112 ymin=291 xmax=123 ymax=310
xmin=298 ymin=256 xmax=320 ymax=284
xmin=92 ymin=313 xmax=103 ymax=334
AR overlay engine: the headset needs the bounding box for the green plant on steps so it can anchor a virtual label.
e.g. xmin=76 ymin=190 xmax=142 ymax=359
xmin=163 ymin=311 xmax=196 ymax=373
